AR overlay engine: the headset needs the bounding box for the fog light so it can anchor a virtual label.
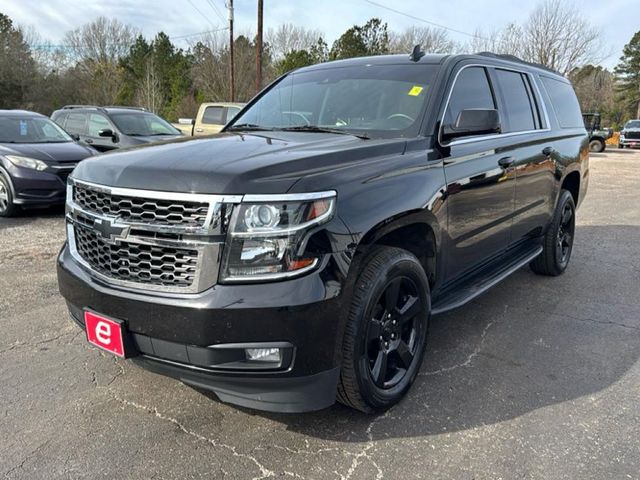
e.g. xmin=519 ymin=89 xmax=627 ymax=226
xmin=245 ymin=347 xmax=282 ymax=362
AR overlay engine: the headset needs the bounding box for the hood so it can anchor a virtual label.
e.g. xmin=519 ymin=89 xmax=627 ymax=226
xmin=72 ymin=132 xmax=407 ymax=195
xmin=0 ymin=141 xmax=96 ymax=163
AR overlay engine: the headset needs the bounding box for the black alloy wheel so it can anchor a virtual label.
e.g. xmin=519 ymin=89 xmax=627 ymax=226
xmin=365 ymin=276 xmax=424 ymax=389
xmin=530 ymin=189 xmax=576 ymax=276
xmin=337 ymin=246 xmax=430 ymax=413
xmin=555 ymin=201 xmax=575 ymax=270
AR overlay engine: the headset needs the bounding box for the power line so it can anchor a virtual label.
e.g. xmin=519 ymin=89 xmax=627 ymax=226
xmin=186 ymin=0 xmax=217 ymax=29
xmin=205 ymin=0 xmax=227 ymax=24
xmin=363 ymin=0 xmax=487 ymax=40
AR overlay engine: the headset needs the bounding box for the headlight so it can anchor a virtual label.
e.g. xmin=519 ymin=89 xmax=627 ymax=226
xmin=221 ymin=191 xmax=336 ymax=282
xmin=6 ymin=155 xmax=48 ymax=171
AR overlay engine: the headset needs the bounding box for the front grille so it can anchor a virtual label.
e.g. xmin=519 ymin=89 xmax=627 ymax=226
xmin=74 ymin=224 xmax=199 ymax=288
xmin=625 ymin=131 xmax=640 ymax=140
xmin=73 ymin=183 xmax=209 ymax=227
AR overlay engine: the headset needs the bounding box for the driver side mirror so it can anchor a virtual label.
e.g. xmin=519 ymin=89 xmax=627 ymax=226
xmin=442 ymin=109 xmax=501 ymax=142
xmin=98 ymin=128 xmax=118 ymax=142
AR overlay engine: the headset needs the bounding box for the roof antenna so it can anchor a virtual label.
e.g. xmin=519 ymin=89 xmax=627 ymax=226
xmin=409 ymin=44 xmax=425 ymax=62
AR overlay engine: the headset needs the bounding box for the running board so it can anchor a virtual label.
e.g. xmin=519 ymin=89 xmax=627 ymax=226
xmin=431 ymin=245 xmax=543 ymax=315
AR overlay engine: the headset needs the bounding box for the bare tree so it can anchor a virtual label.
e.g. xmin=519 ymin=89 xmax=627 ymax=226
xmin=464 ymin=24 xmax=524 ymax=57
xmin=136 ymin=56 xmax=164 ymax=113
xmin=62 ymin=17 xmax=139 ymax=104
xmin=389 ymin=26 xmax=455 ymax=54
xmin=266 ymin=24 xmax=323 ymax=59
xmin=521 ymin=0 xmax=603 ymax=75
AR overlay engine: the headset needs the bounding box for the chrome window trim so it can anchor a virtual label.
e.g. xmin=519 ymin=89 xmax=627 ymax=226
xmin=438 ymin=63 xmax=552 ymax=148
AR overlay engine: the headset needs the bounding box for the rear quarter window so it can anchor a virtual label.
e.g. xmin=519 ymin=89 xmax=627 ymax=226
xmin=540 ymin=76 xmax=583 ymax=129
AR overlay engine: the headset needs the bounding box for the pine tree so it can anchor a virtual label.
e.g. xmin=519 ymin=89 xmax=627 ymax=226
xmin=614 ymin=31 xmax=640 ymax=119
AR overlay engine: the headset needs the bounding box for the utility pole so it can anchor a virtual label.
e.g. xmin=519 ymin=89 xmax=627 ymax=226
xmin=227 ymin=0 xmax=235 ymax=101
xmin=256 ymin=0 xmax=263 ymax=94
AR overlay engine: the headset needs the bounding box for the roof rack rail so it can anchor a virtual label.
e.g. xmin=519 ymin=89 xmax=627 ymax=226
xmin=104 ymin=105 xmax=147 ymax=111
xmin=61 ymin=105 xmax=105 ymax=110
xmin=475 ymin=52 xmax=561 ymax=75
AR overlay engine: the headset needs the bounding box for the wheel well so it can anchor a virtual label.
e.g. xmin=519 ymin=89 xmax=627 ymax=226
xmin=562 ymin=171 xmax=580 ymax=205
xmin=372 ymin=223 xmax=437 ymax=286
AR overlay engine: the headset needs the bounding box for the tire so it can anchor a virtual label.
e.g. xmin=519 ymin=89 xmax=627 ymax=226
xmin=0 ymin=174 xmax=19 ymax=217
xmin=619 ymin=144 xmax=624 ymax=149
xmin=337 ymin=246 xmax=430 ymax=413
xmin=589 ymin=139 xmax=605 ymax=153
xmin=530 ymin=189 xmax=576 ymax=276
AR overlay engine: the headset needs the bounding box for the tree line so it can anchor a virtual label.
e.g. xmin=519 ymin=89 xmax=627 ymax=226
xmin=1 ymin=0 xmax=639 ymax=128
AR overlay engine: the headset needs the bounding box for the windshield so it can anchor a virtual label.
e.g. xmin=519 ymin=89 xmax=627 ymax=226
xmin=625 ymin=120 xmax=640 ymax=129
xmin=228 ymin=64 xmax=438 ymax=138
xmin=0 ymin=116 xmax=73 ymax=144
xmin=110 ymin=112 xmax=181 ymax=136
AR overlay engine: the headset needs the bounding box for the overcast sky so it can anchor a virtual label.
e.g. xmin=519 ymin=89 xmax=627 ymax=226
xmin=3 ymin=0 xmax=637 ymax=68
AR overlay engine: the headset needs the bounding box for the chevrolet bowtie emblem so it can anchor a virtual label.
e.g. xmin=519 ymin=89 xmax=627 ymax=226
xmin=93 ymin=218 xmax=129 ymax=242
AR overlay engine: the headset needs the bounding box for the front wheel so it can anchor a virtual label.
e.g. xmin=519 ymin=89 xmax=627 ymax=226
xmin=530 ymin=189 xmax=576 ymax=276
xmin=337 ymin=246 xmax=430 ymax=413
xmin=589 ymin=139 xmax=605 ymax=153
xmin=0 ymin=175 xmax=19 ymax=217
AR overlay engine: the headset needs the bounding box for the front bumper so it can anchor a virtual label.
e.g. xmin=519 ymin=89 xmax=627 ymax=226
xmin=57 ymin=244 xmax=349 ymax=412
xmin=619 ymin=136 xmax=640 ymax=147
xmin=4 ymin=164 xmax=69 ymax=207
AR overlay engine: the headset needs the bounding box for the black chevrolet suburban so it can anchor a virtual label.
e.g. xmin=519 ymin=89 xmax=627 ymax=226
xmin=57 ymin=51 xmax=589 ymax=413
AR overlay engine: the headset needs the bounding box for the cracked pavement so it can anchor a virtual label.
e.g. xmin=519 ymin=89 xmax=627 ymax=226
xmin=1 ymin=149 xmax=639 ymax=479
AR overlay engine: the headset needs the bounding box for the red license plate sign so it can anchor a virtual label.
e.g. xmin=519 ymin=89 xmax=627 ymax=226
xmin=84 ymin=311 xmax=126 ymax=357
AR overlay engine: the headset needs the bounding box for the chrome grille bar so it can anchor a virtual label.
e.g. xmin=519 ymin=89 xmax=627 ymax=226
xmin=65 ymin=178 xmax=242 ymax=294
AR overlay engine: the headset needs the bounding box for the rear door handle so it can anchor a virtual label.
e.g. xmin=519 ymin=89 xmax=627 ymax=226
xmin=85 ymin=138 xmax=93 ymax=144
xmin=498 ymin=156 xmax=515 ymax=168
xmin=195 ymin=128 xmax=204 ymax=133
xmin=542 ymin=146 xmax=554 ymax=156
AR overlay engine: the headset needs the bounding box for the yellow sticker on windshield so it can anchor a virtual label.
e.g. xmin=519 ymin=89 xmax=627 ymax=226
xmin=408 ymin=86 xmax=424 ymax=96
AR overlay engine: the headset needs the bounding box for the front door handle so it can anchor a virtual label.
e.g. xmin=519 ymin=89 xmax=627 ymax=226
xmin=85 ymin=138 xmax=93 ymax=144
xmin=498 ymin=156 xmax=515 ymax=168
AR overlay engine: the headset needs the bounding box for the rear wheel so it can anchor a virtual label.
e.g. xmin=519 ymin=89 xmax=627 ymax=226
xmin=530 ymin=189 xmax=575 ymax=276
xmin=589 ymin=139 xmax=605 ymax=153
xmin=0 ymin=175 xmax=18 ymax=217
xmin=337 ymin=246 xmax=430 ymax=413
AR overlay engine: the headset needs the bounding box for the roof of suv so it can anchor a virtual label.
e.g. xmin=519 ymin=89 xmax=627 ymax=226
xmin=54 ymin=106 xmax=149 ymax=115
xmin=298 ymin=52 xmax=563 ymax=79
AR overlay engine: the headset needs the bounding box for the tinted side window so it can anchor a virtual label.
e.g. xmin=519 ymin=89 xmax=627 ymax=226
xmin=494 ymin=69 xmax=536 ymax=132
xmin=65 ymin=113 xmax=87 ymax=135
xmin=445 ymin=67 xmax=495 ymax=127
xmin=87 ymin=114 xmax=111 ymax=137
xmin=540 ymin=76 xmax=583 ymax=128
xmin=202 ymin=106 xmax=224 ymax=125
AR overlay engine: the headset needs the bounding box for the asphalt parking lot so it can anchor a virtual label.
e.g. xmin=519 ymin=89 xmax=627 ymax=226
xmin=1 ymin=149 xmax=639 ymax=479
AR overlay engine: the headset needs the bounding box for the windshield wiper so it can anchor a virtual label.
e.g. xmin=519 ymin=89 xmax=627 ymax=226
xmin=227 ymin=123 xmax=274 ymax=132
xmin=278 ymin=125 xmax=369 ymax=139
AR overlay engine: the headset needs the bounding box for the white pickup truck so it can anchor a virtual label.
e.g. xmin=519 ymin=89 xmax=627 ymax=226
xmin=173 ymin=102 xmax=245 ymax=136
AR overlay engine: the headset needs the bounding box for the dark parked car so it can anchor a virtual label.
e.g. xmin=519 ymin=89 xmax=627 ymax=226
xmin=57 ymin=51 xmax=589 ymax=413
xmin=51 ymin=106 xmax=183 ymax=152
xmin=0 ymin=110 xmax=97 ymax=217
xmin=619 ymin=119 xmax=640 ymax=148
